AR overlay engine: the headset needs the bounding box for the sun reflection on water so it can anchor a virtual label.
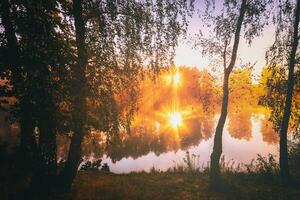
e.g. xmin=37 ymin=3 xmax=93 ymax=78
xmin=168 ymin=112 xmax=182 ymax=128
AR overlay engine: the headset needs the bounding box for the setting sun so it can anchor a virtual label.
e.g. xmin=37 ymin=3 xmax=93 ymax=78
xmin=165 ymin=72 xmax=180 ymax=86
xmin=169 ymin=112 xmax=182 ymax=128
xmin=173 ymin=72 xmax=180 ymax=85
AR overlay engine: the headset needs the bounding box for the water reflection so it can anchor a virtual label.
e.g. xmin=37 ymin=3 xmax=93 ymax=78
xmin=104 ymin=112 xmax=213 ymax=163
xmin=228 ymin=109 xmax=252 ymax=141
xmin=260 ymin=115 xmax=279 ymax=144
xmin=55 ymin=68 xmax=280 ymax=173
xmin=95 ymin=112 xmax=279 ymax=173
xmin=0 ymin=68 xmax=282 ymax=173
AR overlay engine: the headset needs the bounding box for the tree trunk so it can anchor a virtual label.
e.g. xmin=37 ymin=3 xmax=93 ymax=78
xmin=38 ymin=109 xmax=57 ymax=177
xmin=30 ymin=125 xmax=57 ymax=197
xmin=19 ymin=101 xmax=37 ymax=160
xmin=30 ymin=90 xmax=57 ymax=195
xmin=209 ymin=0 xmax=247 ymax=188
xmin=210 ymin=73 xmax=229 ymax=186
xmin=23 ymin=1 xmax=59 ymax=196
xmin=279 ymin=0 xmax=300 ymax=184
xmin=59 ymin=0 xmax=87 ymax=191
xmin=0 ymin=0 xmax=37 ymax=160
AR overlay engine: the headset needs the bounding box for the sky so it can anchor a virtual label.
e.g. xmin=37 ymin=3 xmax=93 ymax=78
xmin=174 ymin=0 xmax=276 ymax=78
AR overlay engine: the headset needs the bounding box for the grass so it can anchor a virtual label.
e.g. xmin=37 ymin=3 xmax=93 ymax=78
xmin=68 ymin=152 xmax=300 ymax=200
xmin=69 ymin=171 xmax=300 ymax=200
xmin=1 ymin=150 xmax=300 ymax=200
xmin=1 ymin=163 xmax=300 ymax=200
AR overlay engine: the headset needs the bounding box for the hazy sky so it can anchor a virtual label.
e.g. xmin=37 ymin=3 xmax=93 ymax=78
xmin=174 ymin=0 xmax=276 ymax=77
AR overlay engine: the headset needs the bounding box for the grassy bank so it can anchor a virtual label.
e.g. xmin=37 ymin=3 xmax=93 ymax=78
xmin=69 ymin=171 xmax=300 ymax=200
xmin=1 ymin=151 xmax=300 ymax=200
xmin=1 ymin=167 xmax=300 ymax=200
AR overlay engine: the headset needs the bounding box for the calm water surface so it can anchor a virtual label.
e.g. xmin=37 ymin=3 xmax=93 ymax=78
xmin=94 ymin=112 xmax=279 ymax=173
xmin=1 ymin=105 xmax=279 ymax=174
xmin=0 ymin=69 xmax=281 ymax=173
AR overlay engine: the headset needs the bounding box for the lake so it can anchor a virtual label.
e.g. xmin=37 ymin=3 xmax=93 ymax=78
xmin=73 ymin=110 xmax=279 ymax=173
xmin=0 ymin=68 xmax=281 ymax=174
xmin=1 ymin=107 xmax=280 ymax=174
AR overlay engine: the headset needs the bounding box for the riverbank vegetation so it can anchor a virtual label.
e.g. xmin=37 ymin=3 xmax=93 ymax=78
xmin=1 ymin=151 xmax=300 ymax=200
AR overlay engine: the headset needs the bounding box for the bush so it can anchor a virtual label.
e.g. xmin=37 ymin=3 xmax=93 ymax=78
xmin=79 ymin=159 xmax=103 ymax=171
xmin=289 ymin=135 xmax=300 ymax=176
xmin=244 ymin=154 xmax=279 ymax=178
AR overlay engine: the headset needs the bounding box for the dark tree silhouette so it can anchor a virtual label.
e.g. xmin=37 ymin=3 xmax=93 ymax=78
xmin=210 ymin=0 xmax=247 ymax=187
xmin=59 ymin=0 xmax=88 ymax=191
xmin=56 ymin=0 xmax=195 ymax=191
xmin=1 ymin=0 xmax=74 ymax=196
xmin=263 ymin=0 xmax=300 ymax=183
xmin=0 ymin=0 xmax=37 ymax=163
xmin=278 ymin=0 xmax=300 ymax=183
xmin=194 ymin=0 xmax=270 ymax=188
xmin=1 ymin=0 xmax=194 ymax=194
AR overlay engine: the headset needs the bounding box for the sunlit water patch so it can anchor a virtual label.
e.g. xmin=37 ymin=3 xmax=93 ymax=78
xmin=99 ymin=114 xmax=278 ymax=173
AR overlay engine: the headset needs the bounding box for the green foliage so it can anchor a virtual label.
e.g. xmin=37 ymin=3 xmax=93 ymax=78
xmin=266 ymin=0 xmax=299 ymax=66
xmin=259 ymin=65 xmax=300 ymax=134
xmin=229 ymin=68 xmax=256 ymax=106
xmin=261 ymin=0 xmax=300 ymax=135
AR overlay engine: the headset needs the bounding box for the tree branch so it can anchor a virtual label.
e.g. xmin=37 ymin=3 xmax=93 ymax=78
xmin=226 ymin=0 xmax=247 ymax=74
xmin=223 ymin=39 xmax=228 ymax=73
